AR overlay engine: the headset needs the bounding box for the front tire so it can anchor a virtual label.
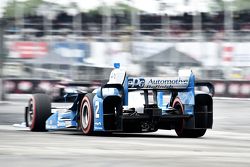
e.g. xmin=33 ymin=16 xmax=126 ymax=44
xmin=25 ymin=94 xmax=51 ymax=131
xmin=173 ymin=98 xmax=206 ymax=138
xmin=80 ymin=93 xmax=95 ymax=135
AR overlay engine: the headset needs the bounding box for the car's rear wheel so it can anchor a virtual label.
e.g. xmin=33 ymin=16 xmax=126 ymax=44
xmin=25 ymin=94 xmax=51 ymax=131
xmin=80 ymin=93 xmax=95 ymax=135
xmin=173 ymin=98 xmax=206 ymax=138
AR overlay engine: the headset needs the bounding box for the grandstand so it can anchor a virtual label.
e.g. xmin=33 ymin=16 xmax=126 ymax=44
xmin=4 ymin=10 xmax=250 ymax=41
xmin=1 ymin=0 xmax=250 ymax=81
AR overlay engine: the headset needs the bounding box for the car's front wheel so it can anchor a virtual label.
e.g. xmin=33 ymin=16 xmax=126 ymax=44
xmin=25 ymin=94 xmax=51 ymax=131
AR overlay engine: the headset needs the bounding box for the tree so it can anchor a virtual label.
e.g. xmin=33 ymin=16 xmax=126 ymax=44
xmin=210 ymin=0 xmax=250 ymax=12
xmin=234 ymin=0 xmax=250 ymax=11
xmin=209 ymin=0 xmax=224 ymax=12
xmin=3 ymin=0 xmax=43 ymax=18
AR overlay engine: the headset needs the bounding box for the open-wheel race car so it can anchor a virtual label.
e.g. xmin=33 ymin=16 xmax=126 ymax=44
xmin=25 ymin=63 xmax=214 ymax=138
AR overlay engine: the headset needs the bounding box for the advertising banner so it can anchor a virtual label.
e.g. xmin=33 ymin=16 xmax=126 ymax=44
xmin=52 ymin=42 xmax=90 ymax=62
xmin=8 ymin=41 xmax=48 ymax=59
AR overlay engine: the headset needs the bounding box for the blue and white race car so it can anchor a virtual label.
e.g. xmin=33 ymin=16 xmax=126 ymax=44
xmin=25 ymin=63 xmax=214 ymax=138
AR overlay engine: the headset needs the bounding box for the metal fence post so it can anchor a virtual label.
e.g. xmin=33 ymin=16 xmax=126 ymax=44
xmin=0 ymin=18 xmax=6 ymax=101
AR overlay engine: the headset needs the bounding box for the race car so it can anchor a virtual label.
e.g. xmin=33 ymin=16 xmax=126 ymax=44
xmin=24 ymin=63 xmax=214 ymax=138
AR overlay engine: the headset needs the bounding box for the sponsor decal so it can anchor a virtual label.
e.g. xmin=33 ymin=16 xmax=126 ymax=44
xmin=110 ymin=71 xmax=116 ymax=80
xmin=94 ymin=122 xmax=102 ymax=126
xmin=128 ymin=77 xmax=189 ymax=89
xmin=108 ymin=69 xmax=126 ymax=84
xmin=128 ymin=78 xmax=145 ymax=88
xmin=146 ymin=78 xmax=188 ymax=89
xmin=148 ymin=79 xmax=188 ymax=85
xmin=94 ymin=126 xmax=103 ymax=130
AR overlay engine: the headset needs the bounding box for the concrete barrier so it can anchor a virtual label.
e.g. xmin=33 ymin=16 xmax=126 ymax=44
xmin=198 ymin=80 xmax=250 ymax=98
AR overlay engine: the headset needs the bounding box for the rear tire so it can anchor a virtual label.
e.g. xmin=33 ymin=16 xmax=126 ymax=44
xmin=173 ymin=98 xmax=206 ymax=138
xmin=80 ymin=93 xmax=95 ymax=135
xmin=25 ymin=94 xmax=51 ymax=131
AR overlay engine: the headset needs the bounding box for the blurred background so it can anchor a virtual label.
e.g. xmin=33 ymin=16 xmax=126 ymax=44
xmin=0 ymin=0 xmax=250 ymax=100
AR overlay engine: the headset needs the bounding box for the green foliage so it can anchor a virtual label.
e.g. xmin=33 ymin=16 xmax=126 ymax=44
xmin=210 ymin=0 xmax=250 ymax=12
xmin=3 ymin=1 xmax=15 ymax=18
xmin=115 ymin=2 xmax=139 ymax=13
xmin=3 ymin=0 xmax=143 ymax=18
xmin=88 ymin=2 xmax=140 ymax=16
xmin=234 ymin=0 xmax=250 ymax=11
xmin=88 ymin=6 xmax=103 ymax=15
xmin=209 ymin=0 xmax=224 ymax=11
xmin=4 ymin=0 xmax=43 ymax=18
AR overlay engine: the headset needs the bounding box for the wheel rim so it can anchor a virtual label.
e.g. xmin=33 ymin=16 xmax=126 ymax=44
xmin=81 ymin=102 xmax=89 ymax=129
xmin=27 ymin=100 xmax=34 ymax=127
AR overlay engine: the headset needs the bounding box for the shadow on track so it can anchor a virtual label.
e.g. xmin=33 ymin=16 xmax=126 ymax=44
xmin=43 ymin=128 xmax=178 ymax=138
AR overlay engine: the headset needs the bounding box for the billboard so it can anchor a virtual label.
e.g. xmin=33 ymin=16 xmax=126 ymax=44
xmin=8 ymin=41 xmax=48 ymax=59
xmin=52 ymin=42 xmax=90 ymax=62
xmin=6 ymin=41 xmax=90 ymax=62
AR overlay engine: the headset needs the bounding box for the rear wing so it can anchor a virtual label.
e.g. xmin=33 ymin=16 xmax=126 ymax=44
xmin=195 ymin=81 xmax=215 ymax=97
xmin=107 ymin=63 xmax=192 ymax=91
xmin=100 ymin=63 xmax=214 ymax=106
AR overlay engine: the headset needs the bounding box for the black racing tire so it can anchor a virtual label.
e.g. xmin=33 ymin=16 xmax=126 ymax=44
xmin=79 ymin=93 xmax=95 ymax=135
xmin=173 ymin=98 xmax=206 ymax=138
xmin=25 ymin=94 xmax=51 ymax=132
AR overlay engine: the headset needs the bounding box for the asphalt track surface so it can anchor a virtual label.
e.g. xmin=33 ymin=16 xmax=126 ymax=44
xmin=0 ymin=97 xmax=250 ymax=167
